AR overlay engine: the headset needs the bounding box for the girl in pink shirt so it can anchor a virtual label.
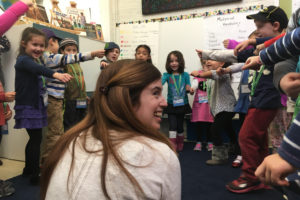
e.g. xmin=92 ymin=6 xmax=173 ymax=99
xmin=190 ymin=59 xmax=214 ymax=151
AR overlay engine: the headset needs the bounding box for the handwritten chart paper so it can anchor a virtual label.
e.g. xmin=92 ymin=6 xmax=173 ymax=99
xmin=119 ymin=23 xmax=159 ymax=66
xmin=203 ymin=11 xmax=256 ymax=50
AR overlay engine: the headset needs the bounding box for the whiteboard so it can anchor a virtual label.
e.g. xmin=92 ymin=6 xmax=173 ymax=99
xmin=203 ymin=11 xmax=257 ymax=49
xmin=119 ymin=22 xmax=160 ymax=66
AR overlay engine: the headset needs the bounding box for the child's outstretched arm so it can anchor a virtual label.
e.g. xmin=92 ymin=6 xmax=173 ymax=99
xmin=16 ymin=55 xmax=72 ymax=81
xmin=0 ymin=0 xmax=32 ymax=36
xmin=191 ymin=70 xmax=212 ymax=78
xmin=42 ymin=50 xmax=105 ymax=69
xmin=234 ymin=38 xmax=256 ymax=55
xmin=196 ymin=49 xmax=237 ymax=63
xmin=258 ymin=27 xmax=300 ymax=66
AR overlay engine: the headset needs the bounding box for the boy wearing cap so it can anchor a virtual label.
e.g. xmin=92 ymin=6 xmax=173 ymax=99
xmin=59 ymin=38 xmax=88 ymax=131
xmin=100 ymin=42 xmax=120 ymax=69
xmin=39 ymin=30 xmax=105 ymax=163
xmin=224 ymin=6 xmax=289 ymax=193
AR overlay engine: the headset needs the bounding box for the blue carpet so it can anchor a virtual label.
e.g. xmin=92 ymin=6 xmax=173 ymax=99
xmin=2 ymin=142 xmax=288 ymax=200
xmin=179 ymin=142 xmax=284 ymax=200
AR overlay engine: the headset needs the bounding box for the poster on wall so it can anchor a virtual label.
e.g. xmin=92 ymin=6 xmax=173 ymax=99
xmin=292 ymin=0 xmax=300 ymax=12
xmin=203 ymin=11 xmax=257 ymax=50
xmin=142 ymin=0 xmax=242 ymax=15
xmin=51 ymin=10 xmax=73 ymax=29
xmin=119 ymin=23 xmax=159 ymax=66
xmin=26 ymin=5 xmax=49 ymax=23
xmin=66 ymin=7 xmax=90 ymax=29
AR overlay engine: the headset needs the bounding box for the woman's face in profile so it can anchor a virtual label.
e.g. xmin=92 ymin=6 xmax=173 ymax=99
xmin=133 ymin=79 xmax=167 ymax=130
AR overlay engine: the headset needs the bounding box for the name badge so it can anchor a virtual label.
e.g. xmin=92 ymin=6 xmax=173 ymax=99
xmin=198 ymin=94 xmax=208 ymax=103
xmin=76 ymin=99 xmax=87 ymax=109
xmin=241 ymin=84 xmax=251 ymax=94
xmin=42 ymin=92 xmax=48 ymax=106
xmin=173 ymin=97 xmax=184 ymax=107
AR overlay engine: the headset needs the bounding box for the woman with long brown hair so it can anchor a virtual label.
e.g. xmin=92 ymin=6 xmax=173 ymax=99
xmin=41 ymin=59 xmax=181 ymax=200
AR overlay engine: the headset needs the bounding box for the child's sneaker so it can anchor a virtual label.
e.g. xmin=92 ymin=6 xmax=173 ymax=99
xmin=194 ymin=142 xmax=202 ymax=151
xmin=232 ymin=155 xmax=243 ymax=168
xmin=226 ymin=176 xmax=267 ymax=193
xmin=207 ymin=143 xmax=213 ymax=151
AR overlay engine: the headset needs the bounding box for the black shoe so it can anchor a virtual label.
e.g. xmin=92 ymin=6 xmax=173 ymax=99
xmin=0 ymin=160 xmax=3 ymax=166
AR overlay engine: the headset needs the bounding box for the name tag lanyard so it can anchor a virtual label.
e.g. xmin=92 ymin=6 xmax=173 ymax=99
xmin=36 ymin=58 xmax=46 ymax=88
xmin=70 ymin=64 xmax=85 ymax=97
xmin=171 ymin=74 xmax=183 ymax=97
xmin=251 ymin=65 xmax=265 ymax=96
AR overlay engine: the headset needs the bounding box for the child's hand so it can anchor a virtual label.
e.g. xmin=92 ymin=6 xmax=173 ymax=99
xmin=53 ymin=73 xmax=73 ymax=83
xmin=189 ymin=88 xmax=194 ymax=95
xmin=223 ymin=39 xmax=229 ymax=49
xmin=242 ymin=56 xmax=261 ymax=70
xmin=92 ymin=50 xmax=105 ymax=58
xmin=234 ymin=39 xmax=255 ymax=56
xmin=21 ymin=0 xmax=33 ymax=6
xmin=100 ymin=61 xmax=109 ymax=69
xmin=190 ymin=71 xmax=200 ymax=77
xmin=195 ymin=49 xmax=203 ymax=59
xmin=4 ymin=92 xmax=16 ymax=102
xmin=4 ymin=110 xmax=12 ymax=121
xmin=253 ymin=43 xmax=265 ymax=56
xmin=216 ymin=67 xmax=223 ymax=76
xmin=279 ymin=72 xmax=300 ymax=99
xmin=186 ymin=85 xmax=191 ymax=93
xmin=255 ymin=153 xmax=296 ymax=186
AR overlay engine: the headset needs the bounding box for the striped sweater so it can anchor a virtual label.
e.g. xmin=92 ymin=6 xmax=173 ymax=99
xmin=259 ymin=26 xmax=300 ymax=66
xmin=41 ymin=51 xmax=93 ymax=99
xmin=278 ymin=113 xmax=300 ymax=168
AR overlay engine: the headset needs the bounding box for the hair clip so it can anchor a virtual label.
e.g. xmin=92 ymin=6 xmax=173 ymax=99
xmin=100 ymin=86 xmax=109 ymax=95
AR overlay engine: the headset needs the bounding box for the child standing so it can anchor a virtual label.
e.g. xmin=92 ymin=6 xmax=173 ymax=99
xmin=100 ymin=42 xmax=120 ymax=69
xmin=135 ymin=44 xmax=152 ymax=63
xmin=58 ymin=38 xmax=88 ymax=131
xmin=162 ymin=50 xmax=191 ymax=151
xmin=14 ymin=27 xmax=72 ymax=185
xmin=191 ymin=60 xmax=237 ymax=165
xmin=190 ymin=59 xmax=214 ymax=151
xmin=40 ymin=29 xmax=105 ymax=163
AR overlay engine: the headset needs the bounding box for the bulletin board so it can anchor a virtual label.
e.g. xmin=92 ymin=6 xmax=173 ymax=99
xmin=142 ymin=0 xmax=242 ymax=15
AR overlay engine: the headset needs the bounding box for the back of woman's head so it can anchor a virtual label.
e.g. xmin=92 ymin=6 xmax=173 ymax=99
xmin=18 ymin=27 xmax=46 ymax=57
xmin=41 ymin=59 xmax=173 ymax=199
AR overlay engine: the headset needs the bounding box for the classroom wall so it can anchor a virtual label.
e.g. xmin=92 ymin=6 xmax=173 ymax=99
xmin=111 ymin=0 xmax=279 ymax=105
xmin=111 ymin=0 xmax=278 ymax=41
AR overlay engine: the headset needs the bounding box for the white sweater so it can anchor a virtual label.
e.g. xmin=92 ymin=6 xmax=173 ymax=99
xmin=45 ymin=131 xmax=181 ymax=200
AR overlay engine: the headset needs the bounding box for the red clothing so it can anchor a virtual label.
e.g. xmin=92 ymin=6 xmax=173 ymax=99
xmin=264 ymin=32 xmax=285 ymax=48
xmin=239 ymin=108 xmax=278 ymax=180
xmin=0 ymin=81 xmax=7 ymax=126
